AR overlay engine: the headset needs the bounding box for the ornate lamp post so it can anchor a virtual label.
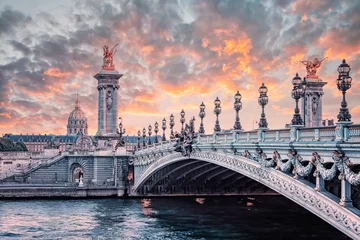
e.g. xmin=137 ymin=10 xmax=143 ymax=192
xmin=233 ymin=91 xmax=242 ymax=130
xmin=116 ymin=117 xmax=126 ymax=139
xmin=213 ymin=97 xmax=222 ymax=132
xmin=336 ymin=59 xmax=352 ymax=122
xmin=290 ymin=73 xmax=305 ymax=125
xmin=258 ymin=83 xmax=269 ymax=128
xmin=154 ymin=121 xmax=159 ymax=143
xmin=142 ymin=127 xmax=146 ymax=147
xmin=199 ymin=102 xmax=206 ymax=134
xmin=148 ymin=124 xmax=152 ymax=145
xmin=180 ymin=109 xmax=186 ymax=134
xmin=169 ymin=114 xmax=175 ymax=139
xmin=162 ymin=118 xmax=166 ymax=141
xmin=137 ymin=130 xmax=141 ymax=149
xmin=190 ymin=116 xmax=195 ymax=134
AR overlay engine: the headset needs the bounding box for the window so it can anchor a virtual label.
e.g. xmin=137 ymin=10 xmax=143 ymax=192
xmin=70 ymin=129 xmax=72 ymax=134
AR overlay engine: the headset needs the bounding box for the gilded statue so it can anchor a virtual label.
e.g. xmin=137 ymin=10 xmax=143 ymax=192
xmin=301 ymin=57 xmax=327 ymax=79
xmin=102 ymin=43 xmax=119 ymax=70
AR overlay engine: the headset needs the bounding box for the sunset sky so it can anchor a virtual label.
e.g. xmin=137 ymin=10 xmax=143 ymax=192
xmin=0 ymin=0 xmax=359 ymax=137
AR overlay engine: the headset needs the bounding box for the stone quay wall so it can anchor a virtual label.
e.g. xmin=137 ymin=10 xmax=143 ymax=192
xmin=0 ymin=187 xmax=126 ymax=198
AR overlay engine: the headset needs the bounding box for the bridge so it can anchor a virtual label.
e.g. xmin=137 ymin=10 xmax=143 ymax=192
xmin=131 ymin=123 xmax=360 ymax=239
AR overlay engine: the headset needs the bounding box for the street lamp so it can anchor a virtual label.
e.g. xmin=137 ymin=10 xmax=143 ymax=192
xmin=214 ymin=97 xmax=221 ymax=132
xmin=180 ymin=109 xmax=186 ymax=134
xmin=290 ymin=74 xmax=305 ymax=125
xmin=162 ymin=118 xmax=166 ymax=141
xmin=233 ymin=91 xmax=242 ymax=130
xmin=292 ymin=72 xmax=302 ymax=88
xmin=29 ymin=156 xmax=32 ymax=184
xmin=336 ymin=59 xmax=352 ymax=122
xmin=148 ymin=124 xmax=152 ymax=145
xmin=258 ymin=83 xmax=269 ymax=128
xmin=137 ymin=130 xmax=141 ymax=149
xmin=190 ymin=116 xmax=195 ymax=134
xmin=142 ymin=127 xmax=146 ymax=147
xmin=116 ymin=117 xmax=126 ymax=143
xmin=154 ymin=121 xmax=159 ymax=143
xmin=170 ymin=114 xmax=175 ymax=139
xmin=301 ymin=77 xmax=308 ymax=126
xmin=199 ymin=102 xmax=206 ymax=134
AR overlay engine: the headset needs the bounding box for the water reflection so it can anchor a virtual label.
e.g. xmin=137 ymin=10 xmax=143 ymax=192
xmin=195 ymin=198 xmax=206 ymax=204
xmin=0 ymin=197 xmax=348 ymax=239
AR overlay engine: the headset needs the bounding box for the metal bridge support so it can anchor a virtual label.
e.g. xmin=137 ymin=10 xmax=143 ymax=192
xmin=340 ymin=179 xmax=352 ymax=207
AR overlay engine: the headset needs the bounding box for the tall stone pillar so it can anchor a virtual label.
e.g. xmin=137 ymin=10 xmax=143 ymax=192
xmin=301 ymin=79 xmax=327 ymax=127
xmin=94 ymin=44 xmax=122 ymax=141
xmin=95 ymin=70 xmax=122 ymax=136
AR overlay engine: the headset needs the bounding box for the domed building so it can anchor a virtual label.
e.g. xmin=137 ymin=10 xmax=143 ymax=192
xmin=67 ymin=95 xmax=88 ymax=136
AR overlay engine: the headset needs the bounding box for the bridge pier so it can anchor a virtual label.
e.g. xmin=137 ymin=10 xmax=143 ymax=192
xmin=340 ymin=179 xmax=352 ymax=207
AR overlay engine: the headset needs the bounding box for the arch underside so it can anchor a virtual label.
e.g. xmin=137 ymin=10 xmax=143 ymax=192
xmin=133 ymin=152 xmax=360 ymax=239
xmin=137 ymin=159 xmax=275 ymax=195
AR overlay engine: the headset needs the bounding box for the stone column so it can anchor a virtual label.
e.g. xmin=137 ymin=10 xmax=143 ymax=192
xmin=94 ymin=70 xmax=122 ymax=137
xmin=303 ymin=80 xmax=327 ymax=127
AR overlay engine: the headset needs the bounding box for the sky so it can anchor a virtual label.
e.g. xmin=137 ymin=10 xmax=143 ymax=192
xmin=0 ymin=0 xmax=359 ymax=137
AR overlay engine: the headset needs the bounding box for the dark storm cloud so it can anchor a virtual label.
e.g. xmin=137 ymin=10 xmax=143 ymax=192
xmin=9 ymin=40 xmax=31 ymax=55
xmin=0 ymin=7 xmax=32 ymax=36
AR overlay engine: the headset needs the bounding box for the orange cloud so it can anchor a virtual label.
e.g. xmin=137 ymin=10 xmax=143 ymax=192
xmin=272 ymin=105 xmax=294 ymax=115
xmin=44 ymin=68 xmax=72 ymax=78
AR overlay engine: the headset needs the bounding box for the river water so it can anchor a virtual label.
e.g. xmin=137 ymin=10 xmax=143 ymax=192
xmin=0 ymin=196 xmax=348 ymax=239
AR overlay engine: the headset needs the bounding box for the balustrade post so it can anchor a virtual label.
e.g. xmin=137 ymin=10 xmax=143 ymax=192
xmin=257 ymin=128 xmax=266 ymax=142
xmin=314 ymin=129 xmax=320 ymax=141
xmin=290 ymin=126 xmax=301 ymax=141
xmin=232 ymin=131 xmax=237 ymax=142
xmin=213 ymin=133 xmax=218 ymax=143
xmin=335 ymin=122 xmax=352 ymax=142
xmin=197 ymin=134 xmax=201 ymax=144
xmin=340 ymin=179 xmax=352 ymax=207
xmin=275 ymin=131 xmax=280 ymax=141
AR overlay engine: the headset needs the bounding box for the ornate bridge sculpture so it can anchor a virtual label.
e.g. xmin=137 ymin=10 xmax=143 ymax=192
xmin=131 ymin=124 xmax=360 ymax=239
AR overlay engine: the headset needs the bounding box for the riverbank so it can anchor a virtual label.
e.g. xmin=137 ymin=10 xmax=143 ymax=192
xmin=0 ymin=186 xmax=126 ymax=199
xmin=0 ymin=185 xmax=279 ymax=199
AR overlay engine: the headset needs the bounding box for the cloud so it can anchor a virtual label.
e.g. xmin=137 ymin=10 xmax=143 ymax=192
xmin=0 ymin=7 xmax=32 ymax=36
xmin=44 ymin=68 xmax=72 ymax=78
xmin=0 ymin=0 xmax=359 ymax=135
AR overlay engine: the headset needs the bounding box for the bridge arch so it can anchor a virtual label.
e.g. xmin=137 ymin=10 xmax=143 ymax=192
xmin=134 ymin=151 xmax=360 ymax=239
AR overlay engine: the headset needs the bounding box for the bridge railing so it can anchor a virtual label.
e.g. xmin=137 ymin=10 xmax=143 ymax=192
xmin=193 ymin=124 xmax=359 ymax=144
xmin=348 ymin=124 xmax=360 ymax=142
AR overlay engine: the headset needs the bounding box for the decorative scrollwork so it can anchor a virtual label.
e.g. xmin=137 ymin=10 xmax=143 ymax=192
xmin=311 ymin=152 xmax=337 ymax=181
xmin=273 ymin=151 xmax=292 ymax=172
xmin=333 ymin=150 xmax=360 ymax=186
xmin=287 ymin=149 xmax=313 ymax=179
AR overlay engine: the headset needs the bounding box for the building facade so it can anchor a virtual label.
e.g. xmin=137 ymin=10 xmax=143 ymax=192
xmin=67 ymin=94 xmax=88 ymax=136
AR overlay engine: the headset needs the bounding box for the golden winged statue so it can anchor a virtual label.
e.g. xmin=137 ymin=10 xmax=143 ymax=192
xmin=301 ymin=57 xmax=327 ymax=79
xmin=102 ymin=43 xmax=119 ymax=70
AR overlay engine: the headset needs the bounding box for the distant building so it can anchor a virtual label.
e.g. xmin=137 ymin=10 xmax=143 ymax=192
xmin=3 ymin=134 xmax=78 ymax=153
xmin=67 ymin=94 xmax=88 ymax=136
xmin=321 ymin=119 xmax=335 ymax=126
xmin=285 ymin=119 xmax=335 ymax=128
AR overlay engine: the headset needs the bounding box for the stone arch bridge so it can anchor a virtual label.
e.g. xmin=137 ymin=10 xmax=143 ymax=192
xmin=131 ymin=124 xmax=360 ymax=239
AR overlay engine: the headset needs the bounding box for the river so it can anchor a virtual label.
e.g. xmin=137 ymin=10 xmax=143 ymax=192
xmin=0 ymin=196 xmax=349 ymax=239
